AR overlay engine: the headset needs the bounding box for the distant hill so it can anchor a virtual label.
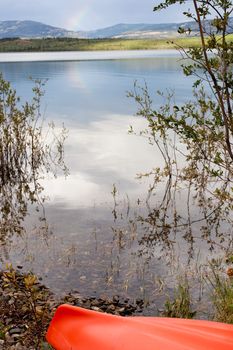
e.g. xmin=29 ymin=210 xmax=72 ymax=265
xmin=0 ymin=19 xmax=232 ymax=39
xmin=78 ymin=23 xmax=182 ymax=39
xmin=0 ymin=20 xmax=79 ymax=39
xmin=85 ymin=19 xmax=233 ymax=39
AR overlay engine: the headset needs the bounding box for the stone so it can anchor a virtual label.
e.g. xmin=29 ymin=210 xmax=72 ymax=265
xmin=90 ymin=299 xmax=102 ymax=307
xmin=118 ymin=307 xmax=126 ymax=314
xmin=8 ymin=298 xmax=15 ymax=305
xmin=5 ymin=317 xmax=13 ymax=325
xmin=106 ymin=304 xmax=116 ymax=313
xmin=91 ymin=306 xmax=102 ymax=312
xmin=9 ymin=328 xmax=22 ymax=336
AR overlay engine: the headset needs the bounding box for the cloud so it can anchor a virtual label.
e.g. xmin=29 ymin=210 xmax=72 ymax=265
xmin=0 ymin=0 xmax=190 ymax=31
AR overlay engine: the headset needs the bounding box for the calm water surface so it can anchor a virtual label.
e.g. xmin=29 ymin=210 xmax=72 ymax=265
xmin=0 ymin=51 xmax=204 ymax=311
xmin=0 ymin=51 xmax=195 ymax=207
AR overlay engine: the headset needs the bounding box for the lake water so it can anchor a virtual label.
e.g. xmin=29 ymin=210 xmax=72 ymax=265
xmin=0 ymin=50 xmax=194 ymax=208
xmin=0 ymin=51 xmax=210 ymax=311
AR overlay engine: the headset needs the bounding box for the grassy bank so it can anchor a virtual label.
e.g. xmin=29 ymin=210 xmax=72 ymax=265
xmin=0 ymin=35 xmax=232 ymax=52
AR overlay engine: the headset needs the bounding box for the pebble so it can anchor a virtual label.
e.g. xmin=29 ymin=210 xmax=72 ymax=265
xmin=9 ymin=328 xmax=22 ymax=336
xmin=91 ymin=306 xmax=102 ymax=312
xmin=106 ymin=304 xmax=116 ymax=313
xmin=79 ymin=276 xmax=86 ymax=281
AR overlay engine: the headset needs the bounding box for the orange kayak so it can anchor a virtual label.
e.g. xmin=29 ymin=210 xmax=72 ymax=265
xmin=46 ymin=304 xmax=233 ymax=350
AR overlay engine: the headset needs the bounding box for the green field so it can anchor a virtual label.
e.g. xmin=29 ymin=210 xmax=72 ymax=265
xmin=0 ymin=35 xmax=232 ymax=52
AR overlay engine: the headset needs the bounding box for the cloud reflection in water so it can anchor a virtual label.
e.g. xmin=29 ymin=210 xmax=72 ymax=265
xmin=42 ymin=114 xmax=164 ymax=208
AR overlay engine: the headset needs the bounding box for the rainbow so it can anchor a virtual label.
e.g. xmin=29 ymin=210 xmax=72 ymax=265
xmin=64 ymin=4 xmax=90 ymax=30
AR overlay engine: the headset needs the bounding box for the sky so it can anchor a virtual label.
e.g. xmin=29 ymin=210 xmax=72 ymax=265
xmin=0 ymin=0 xmax=192 ymax=31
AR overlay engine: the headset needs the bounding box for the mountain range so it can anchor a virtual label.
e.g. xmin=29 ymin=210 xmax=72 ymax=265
xmin=0 ymin=19 xmax=232 ymax=40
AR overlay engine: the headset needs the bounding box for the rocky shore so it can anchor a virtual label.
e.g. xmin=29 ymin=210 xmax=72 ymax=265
xmin=0 ymin=268 xmax=145 ymax=349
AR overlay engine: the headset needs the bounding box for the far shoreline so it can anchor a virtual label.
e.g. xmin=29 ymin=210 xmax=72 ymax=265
xmin=0 ymin=36 xmax=202 ymax=54
xmin=0 ymin=35 xmax=232 ymax=61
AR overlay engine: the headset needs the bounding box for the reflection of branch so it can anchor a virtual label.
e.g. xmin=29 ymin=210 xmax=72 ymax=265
xmin=129 ymin=74 xmax=232 ymax=260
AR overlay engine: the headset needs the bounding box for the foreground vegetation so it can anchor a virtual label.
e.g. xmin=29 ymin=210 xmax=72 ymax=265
xmin=0 ymin=35 xmax=232 ymax=52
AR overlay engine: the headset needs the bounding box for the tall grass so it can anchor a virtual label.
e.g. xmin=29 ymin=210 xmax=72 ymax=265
xmin=162 ymin=278 xmax=196 ymax=319
xmin=206 ymin=259 xmax=233 ymax=324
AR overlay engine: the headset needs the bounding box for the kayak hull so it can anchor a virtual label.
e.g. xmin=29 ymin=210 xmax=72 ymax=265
xmin=46 ymin=304 xmax=233 ymax=350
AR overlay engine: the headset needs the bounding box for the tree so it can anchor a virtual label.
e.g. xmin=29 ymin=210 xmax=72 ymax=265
xmin=0 ymin=75 xmax=68 ymax=242
xmin=128 ymin=0 xmax=233 ymax=256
